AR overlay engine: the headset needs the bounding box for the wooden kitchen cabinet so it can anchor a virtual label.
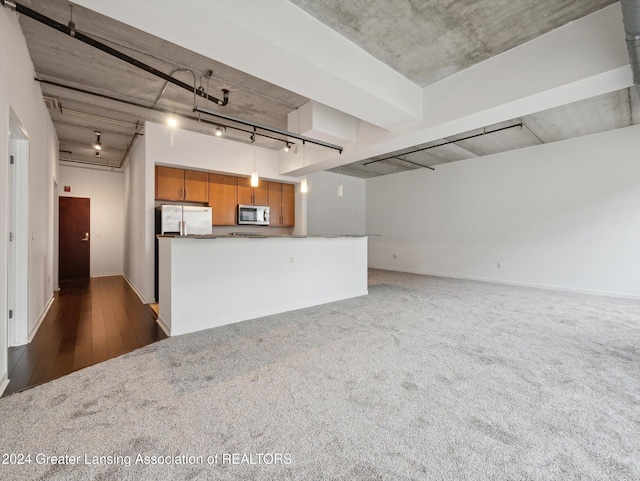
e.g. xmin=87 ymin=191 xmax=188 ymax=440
xmin=237 ymin=177 xmax=268 ymax=205
xmin=268 ymin=182 xmax=295 ymax=227
xmin=155 ymin=166 xmax=208 ymax=202
xmin=184 ymin=170 xmax=209 ymax=202
xmin=155 ymin=166 xmax=184 ymax=201
xmin=208 ymin=173 xmax=237 ymax=225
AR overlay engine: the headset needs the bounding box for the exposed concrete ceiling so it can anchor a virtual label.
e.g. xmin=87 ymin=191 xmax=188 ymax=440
xmin=10 ymin=0 xmax=633 ymax=172
xmin=18 ymin=0 xmax=309 ymax=168
xmin=333 ymin=88 xmax=640 ymax=178
xmin=290 ymin=0 xmax=617 ymax=87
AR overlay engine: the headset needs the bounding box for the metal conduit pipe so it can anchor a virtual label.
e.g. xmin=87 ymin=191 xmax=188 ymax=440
xmin=0 ymin=0 xmax=230 ymax=106
xmin=622 ymin=0 xmax=640 ymax=97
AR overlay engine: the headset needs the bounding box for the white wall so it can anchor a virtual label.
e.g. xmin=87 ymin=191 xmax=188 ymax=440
xmin=123 ymin=134 xmax=154 ymax=302
xmin=0 ymin=7 xmax=59 ymax=390
xmin=306 ymin=171 xmax=366 ymax=235
xmin=58 ymin=165 xmax=124 ymax=277
xmin=367 ymin=125 xmax=640 ymax=298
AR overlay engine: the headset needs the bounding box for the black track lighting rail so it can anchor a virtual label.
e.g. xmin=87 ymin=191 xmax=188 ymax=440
xmin=35 ymin=78 xmax=308 ymax=150
xmin=194 ymin=106 xmax=343 ymax=153
xmin=363 ymin=123 xmax=523 ymax=168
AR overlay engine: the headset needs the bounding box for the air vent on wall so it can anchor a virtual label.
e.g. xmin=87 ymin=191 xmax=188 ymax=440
xmin=43 ymin=95 xmax=59 ymax=110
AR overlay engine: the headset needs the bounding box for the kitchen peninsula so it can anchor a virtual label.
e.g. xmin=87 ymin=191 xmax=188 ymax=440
xmin=157 ymin=235 xmax=368 ymax=336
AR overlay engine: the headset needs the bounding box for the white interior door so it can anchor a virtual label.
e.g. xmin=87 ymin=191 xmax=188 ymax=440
xmin=8 ymin=111 xmax=29 ymax=347
xmin=7 ymin=139 xmax=17 ymax=345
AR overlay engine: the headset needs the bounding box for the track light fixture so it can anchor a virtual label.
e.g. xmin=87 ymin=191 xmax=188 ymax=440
xmin=94 ymin=131 xmax=102 ymax=150
xmin=284 ymin=141 xmax=293 ymax=152
xmin=95 ymin=151 xmax=101 ymax=158
xmin=215 ymin=126 xmax=223 ymax=137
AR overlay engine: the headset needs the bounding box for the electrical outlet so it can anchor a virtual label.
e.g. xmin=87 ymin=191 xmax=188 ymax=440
xmin=290 ymin=255 xmax=295 ymax=263
xmin=392 ymin=253 xmax=398 ymax=259
xmin=497 ymin=262 xmax=502 ymax=268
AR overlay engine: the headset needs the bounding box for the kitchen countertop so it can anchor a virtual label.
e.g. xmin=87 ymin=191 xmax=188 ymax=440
xmin=157 ymin=234 xmax=369 ymax=239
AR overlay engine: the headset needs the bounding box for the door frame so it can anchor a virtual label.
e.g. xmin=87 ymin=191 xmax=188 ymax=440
xmin=8 ymin=109 xmax=30 ymax=347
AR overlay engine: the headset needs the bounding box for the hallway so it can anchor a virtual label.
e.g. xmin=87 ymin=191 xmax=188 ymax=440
xmin=3 ymin=276 xmax=167 ymax=397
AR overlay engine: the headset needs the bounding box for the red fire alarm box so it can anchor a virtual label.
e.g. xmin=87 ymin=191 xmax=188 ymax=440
xmin=64 ymin=186 xmax=71 ymax=192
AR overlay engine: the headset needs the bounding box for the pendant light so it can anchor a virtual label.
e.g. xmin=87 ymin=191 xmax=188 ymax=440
xmin=300 ymin=140 xmax=308 ymax=193
xmin=250 ymin=129 xmax=259 ymax=187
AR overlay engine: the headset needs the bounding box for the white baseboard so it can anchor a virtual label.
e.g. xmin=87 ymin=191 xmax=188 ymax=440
xmin=122 ymin=273 xmax=149 ymax=304
xmin=91 ymin=271 xmax=124 ymax=278
xmin=28 ymin=295 xmax=54 ymax=343
xmin=156 ymin=315 xmax=171 ymax=337
xmin=369 ymin=266 xmax=640 ymax=300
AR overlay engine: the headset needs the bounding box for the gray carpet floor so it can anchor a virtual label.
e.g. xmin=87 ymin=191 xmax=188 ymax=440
xmin=1 ymin=269 xmax=638 ymax=480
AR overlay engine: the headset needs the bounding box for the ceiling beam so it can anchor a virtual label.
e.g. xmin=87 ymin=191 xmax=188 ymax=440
xmin=72 ymin=0 xmax=423 ymax=130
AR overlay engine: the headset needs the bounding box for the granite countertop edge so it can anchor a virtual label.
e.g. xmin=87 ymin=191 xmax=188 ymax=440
xmin=157 ymin=234 xmax=370 ymax=239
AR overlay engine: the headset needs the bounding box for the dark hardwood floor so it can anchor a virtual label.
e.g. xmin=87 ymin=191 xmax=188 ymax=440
xmin=3 ymin=276 xmax=167 ymax=397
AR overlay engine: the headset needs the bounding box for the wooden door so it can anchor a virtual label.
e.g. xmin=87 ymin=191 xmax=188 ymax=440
xmin=59 ymin=197 xmax=90 ymax=280
xmin=253 ymin=181 xmax=269 ymax=205
xmin=209 ymin=174 xmax=237 ymax=225
xmin=238 ymin=177 xmax=268 ymax=205
xmin=155 ymin=166 xmax=184 ymax=201
xmin=184 ymin=170 xmax=209 ymax=202
xmin=281 ymin=183 xmax=295 ymax=227
xmin=237 ymin=177 xmax=253 ymax=205
xmin=268 ymin=182 xmax=282 ymax=226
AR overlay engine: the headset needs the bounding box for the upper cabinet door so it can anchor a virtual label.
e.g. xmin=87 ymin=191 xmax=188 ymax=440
xmin=253 ymin=181 xmax=269 ymax=206
xmin=281 ymin=183 xmax=295 ymax=227
xmin=237 ymin=177 xmax=269 ymax=205
xmin=156 ymin=166 xmax=184 ymax=201
xmin=184 ymin=170 xmax=209 ymax=202
xmin=268 ymin=182 xmax=282 ymax=225
xmin=237 ymin=177 xmax=253 ymax=205
xmin=209 ymin=174 xmax=237 ymax=225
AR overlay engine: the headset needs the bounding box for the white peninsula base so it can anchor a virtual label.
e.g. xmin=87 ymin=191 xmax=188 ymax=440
xmin=157 ymin=236 xmax=368 ymax=336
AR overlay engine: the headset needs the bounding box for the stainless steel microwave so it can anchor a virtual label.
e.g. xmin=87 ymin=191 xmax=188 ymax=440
xmin=237 ymin=205 xmax=270 ymax=225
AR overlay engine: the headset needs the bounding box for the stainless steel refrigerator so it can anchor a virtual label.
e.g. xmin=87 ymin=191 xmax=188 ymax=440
xmin=157 ymin=204 xmax=213 ymax=235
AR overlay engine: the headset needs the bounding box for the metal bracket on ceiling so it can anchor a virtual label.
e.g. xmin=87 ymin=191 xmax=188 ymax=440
xmin=0 ymin=0 xmax=17 ymax=11
xmin=393 ymin=156 xmax=435 ymax=171
xmin=68 ymin=5 xmax=75 ymax=38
